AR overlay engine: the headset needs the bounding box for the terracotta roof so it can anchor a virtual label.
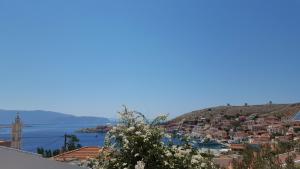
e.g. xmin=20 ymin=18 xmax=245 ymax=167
xmin=275 ymin=136 xmax=291 ymax=142
xmin=53 ymin=146 xmax=102 ymax=162
xmin=234 ymin=132 xmax=248 ymax=138
xmin=230 ymin=144 xmax=246 ymax=150
xmin=265 ymin=115 xmax=279 ymax=120
xmin=213 ymin=157 xmax=233 ymax=168
xmin=0 ymin=140 xmax=11 ymax=147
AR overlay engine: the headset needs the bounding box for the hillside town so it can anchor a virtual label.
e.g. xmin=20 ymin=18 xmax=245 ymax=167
xmin=164 ymin=104 xmax=300 ymax=168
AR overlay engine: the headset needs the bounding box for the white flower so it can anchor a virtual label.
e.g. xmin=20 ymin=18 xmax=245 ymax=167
xmin=165 ymin=134 xmax=171 ymax=139
xmin=201 ymin=162 xmax=207 ymax=168
xmin=135 ymin=161 xmax=145 ymax=169
xmin=191 ymin=159 xmax=198 ymax=164
xmin=127 ymin=126 xmax=135 ymax=131
xmin=164 ymin=161 xmax=169 ymax=166
xmin=165 ymin=150 xmax=172 ymax=157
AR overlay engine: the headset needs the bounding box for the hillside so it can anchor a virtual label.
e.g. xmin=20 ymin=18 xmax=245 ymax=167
xmin=169 ymin=103 xmax=300 ymax=124
xmin=0 ymin=109 xmax=110 ymax=125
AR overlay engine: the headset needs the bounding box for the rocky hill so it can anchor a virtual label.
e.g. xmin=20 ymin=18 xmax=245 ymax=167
xmin=0 ymin=109 xmax=110 ymax=125
xmin=169 ymin=103 xmax=300 ymax=124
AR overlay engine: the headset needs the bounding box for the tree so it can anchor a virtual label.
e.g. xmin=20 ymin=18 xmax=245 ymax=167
xmin=37 ymin=147 xmax=45 ymax=156
xmin=45 ymin=150 xmax=52 ymax=157
xmin=81 ymin=107 xmax=220 ymax=169
xmin=233 ymin=145 xmax=287 ymax=169
xmin=53 ymin=149 xmax=60 ymax=156
xmin=275 ymin=141 xmax=296 ymax=154
xmin=232 ymin=145 xmax=255 ymax=169
xmin=63 ymin=134 xmax=82 ymax=152
xmin=37 ymin=147 xmax=60 ymax=158
xmin=284 ymin=153 xmax=300 ymax=169
xmin=37 ymin=134 xmax=81 ymax=158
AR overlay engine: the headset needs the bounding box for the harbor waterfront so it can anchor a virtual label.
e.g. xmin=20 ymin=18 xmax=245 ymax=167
xmin=0 ymin=123 xmax=225 ymax=153
xmin=0 ymin=123 xmax=105 ymax=152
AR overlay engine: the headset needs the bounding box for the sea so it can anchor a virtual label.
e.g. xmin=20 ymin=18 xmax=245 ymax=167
xmin=0 ymin=123 xmax=105 ymax=153
xmin=0 ymin=122 xmax=225 ymax=154
xmin=293 ymin=111 xmax=300 ymax=120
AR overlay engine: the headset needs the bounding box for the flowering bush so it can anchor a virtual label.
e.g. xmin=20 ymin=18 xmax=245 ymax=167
xmin=81 ymin=107 xmax=219 ymax=169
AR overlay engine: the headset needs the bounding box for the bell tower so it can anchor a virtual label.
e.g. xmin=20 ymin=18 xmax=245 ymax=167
xmin=11 ymin=113 xmax=22 ymax=149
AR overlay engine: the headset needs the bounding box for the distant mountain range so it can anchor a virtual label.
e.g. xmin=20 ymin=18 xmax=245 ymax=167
xmin=0 ymin=109 xmax=110 ymax=125
xmin=169 ymin=102 xmax=300 ymax=123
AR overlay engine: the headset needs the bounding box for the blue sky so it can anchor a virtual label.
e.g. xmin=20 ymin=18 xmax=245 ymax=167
xmin=0 ymin=0 xmax=299 ymax=118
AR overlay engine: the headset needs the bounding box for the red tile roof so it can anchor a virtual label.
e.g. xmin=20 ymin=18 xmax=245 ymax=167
xmin=53 ymin=146 xmax=102 ymax=162
xmin=230 ymin=144 xmax=246 ymax=151
xmin=0 ymin=140 xmax=11 ymax=147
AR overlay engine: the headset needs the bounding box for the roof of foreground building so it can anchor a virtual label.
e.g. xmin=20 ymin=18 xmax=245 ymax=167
xmin=0 ymin=146 xmax=87 ymax=169
xmin=53 ymin=146 xmax=102 ymax=162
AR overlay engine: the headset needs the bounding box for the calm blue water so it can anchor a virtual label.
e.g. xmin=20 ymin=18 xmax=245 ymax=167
xmin=294 ymin=111 xmax=300 ymax=120
xmin=0 ymin=123 xmax=225 ymax=153
xmin=0 ymin=123 xmax=105 ymax=153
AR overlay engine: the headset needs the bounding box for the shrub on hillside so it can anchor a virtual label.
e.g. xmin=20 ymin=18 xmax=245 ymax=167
xmin=81 ymin=107 xmax=219 ymax=169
